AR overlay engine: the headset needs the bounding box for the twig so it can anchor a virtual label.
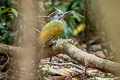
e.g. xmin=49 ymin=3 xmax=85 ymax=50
xmin=44 ymin=62 xmax=84 ymax=70
xmin=56 ymin=54 xmax=78 ymax=64
xmin=44 ymin=62 xmax=95 ymax=77
xmin=0 ymin=50 xmax=9 ymax=68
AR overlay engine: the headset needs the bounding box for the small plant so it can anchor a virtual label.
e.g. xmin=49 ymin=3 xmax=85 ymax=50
xmin=38 ymin=65 xmax=50 ymax=80
xmin=0 ymin=0 xmax=17 ymax=43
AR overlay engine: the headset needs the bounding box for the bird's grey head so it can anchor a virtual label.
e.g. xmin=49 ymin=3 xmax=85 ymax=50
xmin=52 ymin=10 xmax=71 ymax=21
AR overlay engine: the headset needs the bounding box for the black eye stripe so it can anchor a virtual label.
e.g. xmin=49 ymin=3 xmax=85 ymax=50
xmin=58 ymin=14 xmax=60 ymax=16
xmin=58 ymin=14 xmax=62 ymax=16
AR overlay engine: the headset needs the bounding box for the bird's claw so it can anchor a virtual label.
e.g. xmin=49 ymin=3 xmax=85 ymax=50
xmin=52 ymin=39 xmax=61 ymax=48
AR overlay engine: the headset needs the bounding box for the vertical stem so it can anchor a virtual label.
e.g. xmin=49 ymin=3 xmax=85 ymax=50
xmin=85 ymin=0 xmax=90 ymax=52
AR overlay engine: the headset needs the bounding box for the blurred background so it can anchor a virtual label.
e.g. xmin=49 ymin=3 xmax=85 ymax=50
xmin=1 ymin=0 xmax=119 ymax=58
xmin=0 ymin=0 xmax=109 ymax=56
xmin=0 ymin=0 xmax=102 ymax=52
xmin=1 ymin=0 xmax=120 ymax=79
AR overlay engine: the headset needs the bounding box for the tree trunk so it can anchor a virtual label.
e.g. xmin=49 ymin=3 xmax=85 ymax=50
xmin=10 ymin=0 xmax=40 ymax=79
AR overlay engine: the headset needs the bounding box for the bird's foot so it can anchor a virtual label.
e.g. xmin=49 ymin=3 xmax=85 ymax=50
xmin=52 ymin=39 xmax=62 ymax=48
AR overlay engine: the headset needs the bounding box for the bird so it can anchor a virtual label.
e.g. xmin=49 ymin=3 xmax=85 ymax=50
xmin=38 ymin=10 xmax=71 ymax=45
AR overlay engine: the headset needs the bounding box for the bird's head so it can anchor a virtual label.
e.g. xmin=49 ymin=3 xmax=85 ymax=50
xmin=52 ymin=10 xmax=71 ymax=21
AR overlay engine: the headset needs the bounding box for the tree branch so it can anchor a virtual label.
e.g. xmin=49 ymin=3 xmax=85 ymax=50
xmin=53 ymin=39 xmax=120 ymax=75
xmin=0 ymin=39 xmax=120 ymax=75
xmin=0 ymin=44 xmax=20 ymax=55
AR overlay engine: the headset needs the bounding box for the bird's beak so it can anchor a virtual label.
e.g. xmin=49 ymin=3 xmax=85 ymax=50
xmin=63 ymin=11 xmax=71 ymax=16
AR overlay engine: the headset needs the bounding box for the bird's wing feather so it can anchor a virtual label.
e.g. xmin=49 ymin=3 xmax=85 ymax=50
xmin=42 ymin=20 xmax=62 ymax=30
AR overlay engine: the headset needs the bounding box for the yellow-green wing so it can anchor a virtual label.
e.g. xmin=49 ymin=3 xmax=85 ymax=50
xmin=38 ymin=20 xmax=63 ymax=44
